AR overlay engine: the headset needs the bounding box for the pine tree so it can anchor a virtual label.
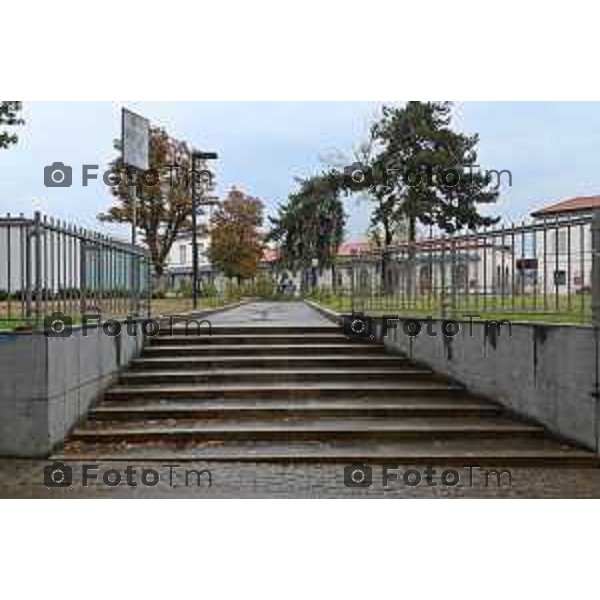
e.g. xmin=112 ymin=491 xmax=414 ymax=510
xmin=371 ymin=101 xmax=499 ymax=241
xmin=268 ymin=172 xmax=345 ymax=290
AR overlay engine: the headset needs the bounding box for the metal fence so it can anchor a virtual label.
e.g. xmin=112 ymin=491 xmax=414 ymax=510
xmin=315 ymin=213 xmax=597 ymax=324
xmin=0 ymin=212 xmax=151 ymax=327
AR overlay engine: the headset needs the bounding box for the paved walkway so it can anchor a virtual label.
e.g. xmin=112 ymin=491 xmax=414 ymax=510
xmin=207 ymin=301 xmax=335 ymax=326
xmin=2 ymin=460 xmax=600 ymax=498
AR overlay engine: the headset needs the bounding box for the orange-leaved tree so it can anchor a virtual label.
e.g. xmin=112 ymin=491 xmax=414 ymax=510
xmin=208 ymin=187 xmax=264 ymax=282
xmin=98 ymin=127 xmax=195 ymax=277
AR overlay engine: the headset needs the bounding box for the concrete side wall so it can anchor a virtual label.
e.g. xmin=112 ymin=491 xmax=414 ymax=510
xmin=0 ymin=324 xmax=143 ymax=456
xmin=0 ymin=334 xmax=49 ymax=455
xmin=376 ymin=318 xmax=599 ymax=450
xmin=46 ymin=324 xmax=143 ymax=452
xmin=0 ymin=301 xmax=248 ymax=457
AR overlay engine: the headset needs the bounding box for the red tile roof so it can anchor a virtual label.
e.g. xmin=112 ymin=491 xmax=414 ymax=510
xmin=336 ymin=240 xmax=371 ymax=256
xmin=260 ymin=240 xmax=372 ymax=263
xmin=531 ymin=195 xmax=600 ymax=217
xmin=261 ymin=248 xmax=279 ymax=263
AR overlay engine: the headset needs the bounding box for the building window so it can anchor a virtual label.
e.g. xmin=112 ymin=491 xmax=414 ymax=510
xmin=553 ymin=270 xmax=566 ymax=286
xmin=179 ymin=245 xmax=187 ymax=265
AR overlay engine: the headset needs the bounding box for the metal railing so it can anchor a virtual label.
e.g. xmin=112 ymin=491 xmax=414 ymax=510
xmin=313 ymin=214 xmax=595 ymax=324
xmin=0 ymin=212 xmax=151 ymax=328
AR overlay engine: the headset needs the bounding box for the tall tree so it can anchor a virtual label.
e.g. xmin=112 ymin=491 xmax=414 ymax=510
xmin=370 ymin=101 xmax=499 ymax=241
xmin=98 ymin=127 xmax=197 ymax=276
xmin=268 ymin=171 xmax=345 ymax=289
xmin=0 ymin=101 xmax=25 ymax=149
xmin=344 ymin=102 xmax=500 ymax=293
xmin=208 ymin=187 xmax=264 ymax=281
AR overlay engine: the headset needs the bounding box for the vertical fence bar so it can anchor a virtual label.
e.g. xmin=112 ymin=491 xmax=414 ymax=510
xmin=440 ymin=236 xmax=447 ymax=318
xmin=543 ymin=218 xmax=548 ymax=312
xmin=80 ymin=235 xmax=87 ymax=316
xmin=482 ymin=225 xmax=488 ymax=315
xmin=58 ymin=222 xmax=63 ymax=315
xmin=567 ymin=221 xmax=572 ymax=313
xmin=49 ymin=219 xmax=55 ymax=317
xmin=427 ymin=232 xmax=433 ymax=313
xmin=19 ymin=216 xmax=26 ymax=319
xmin=33 ymin=212 xmax=42 ymax=325
xmin=592 ymin=208 xmax=600 ymax=327
xmin=450 ymin=238 xmax=457 ymax=315
xmin=42 ymin=216 xmax=48 ymax=319
xmin=465 ymin=229 xmax=470 ymax=315
xmin=519 ymin=223 xmax=525 ymax=312
xmin=580 ymin=221 xmax=585 ymax=322
xmin=554 ymin=217 xmax=560 ymax=312
xmin=509 ymin=223 xmax=515 ymax=313
xmin=6 ymin=215 xmax=12 ymax=321
xmin=24 ymin=221 xmax=32 ymax=319
xmin=532 ymin=225 xmax=538 ymax=312
xmin=350 ymin=253 xmax=356 ymax=314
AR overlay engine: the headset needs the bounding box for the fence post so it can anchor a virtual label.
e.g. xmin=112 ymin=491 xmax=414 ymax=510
xmin=350 ymin=253 xmax=356 ymax=313
xmin=450 ymin=238 xmax=458 ymax=315
xmin=592 ymin=208 xmax=600 ymax=327
xmin=33 ymin=212 xmax=42 ymax=325
xmin=147 ymin=258 xmax=152 ymax=318
xmin=80 ymin=236 xmax=87 ymax=315
xmin=24 ymin=221 xmax=32 ymax=320
xmin=440 ymin=238 xmax=448 ymax=319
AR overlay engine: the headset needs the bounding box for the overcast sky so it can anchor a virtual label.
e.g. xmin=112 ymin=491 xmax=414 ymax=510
xmin=1 ymin=101 xmax=600 ymax=241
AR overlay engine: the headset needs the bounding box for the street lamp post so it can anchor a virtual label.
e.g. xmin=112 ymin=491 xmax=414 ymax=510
xmin=191 ymin=150 xmax=218 ymax=311
xmin=311 ymin=257 xmax=319 ymax=293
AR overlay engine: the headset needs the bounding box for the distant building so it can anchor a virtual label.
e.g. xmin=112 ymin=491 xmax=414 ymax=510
xmin=530 ymin=195 xmax=595 ymax=295
xmin=162 ymin=194 xmax=595 ymax=298
xmin=163 ymin=204 xmax=215 ymax=291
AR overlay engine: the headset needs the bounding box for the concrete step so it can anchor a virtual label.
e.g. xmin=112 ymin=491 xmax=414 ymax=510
xmin=141 ymin=343 xmax=386 ymax=357
xmin=148 ymin=333 xmax=354 ymax=346
xmin=90 ymin=397 xmax=502 ymax=420
xmin=70 ymin=415 xmax=545 ymax=442
xmin=58 ymin=437 xmax=598 ymax=467
xmin=118 ymin=367 xmax=440 ymax=386
xmin=105 ymin=381 xmax=464 ymax=401
xmin=130 ymin=355 xmax=410 ymax=370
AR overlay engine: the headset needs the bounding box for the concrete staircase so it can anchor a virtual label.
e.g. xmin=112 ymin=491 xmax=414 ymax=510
xmin=60 ymin=324 xmax=596 ymax=465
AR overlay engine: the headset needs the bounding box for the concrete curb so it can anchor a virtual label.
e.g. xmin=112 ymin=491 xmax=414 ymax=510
xmin=303 ymin=299 xmax=344 ymax=325
xmin=153 ymin=299 xmax=251 ymax=324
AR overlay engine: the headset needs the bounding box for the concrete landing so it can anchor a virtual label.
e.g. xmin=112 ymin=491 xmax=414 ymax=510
xmin=207 ymin=301 xmax=336 ymax=327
